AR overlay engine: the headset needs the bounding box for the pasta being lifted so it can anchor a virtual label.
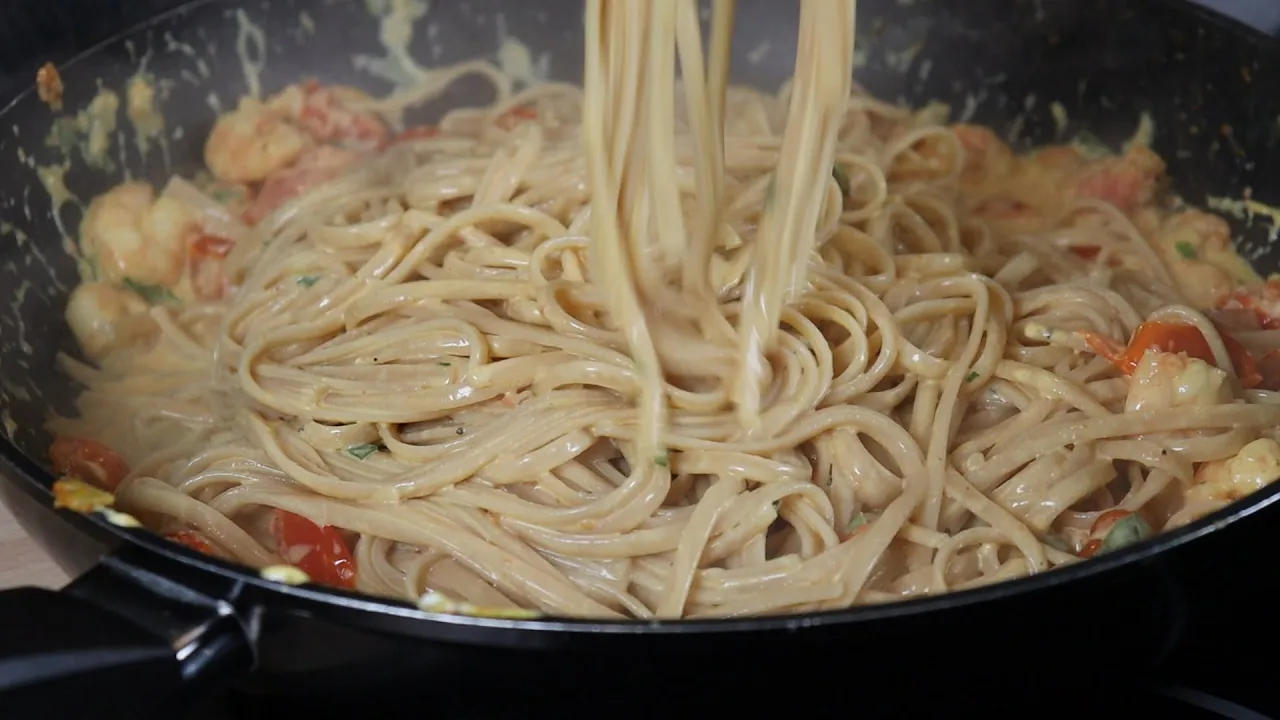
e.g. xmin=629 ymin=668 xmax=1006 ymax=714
xmin=51 ymin=0 xmax=1280 ymax=619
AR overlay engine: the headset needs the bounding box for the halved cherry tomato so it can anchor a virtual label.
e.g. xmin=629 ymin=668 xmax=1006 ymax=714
xmin=269 ymin=509 xmax=357 ymax=589
xmin=168 ymin=530 xmax=216 ymax=556
xmin=394 ymin=125 xmax=441 ymax=143
xmin=1081 ymin=320 xmax=1261 ymax=389
xmin=494 ymin=104 xmax=537 ymax=131
xmin=296 ymin=79 xmax=388 ymax=147
xmin=1079 ymin=509 xmax=1133 ymax=558
xmin=49 ymin=436 xmax=129 ymax=491
xmin=188 ymin=234 xmax=235 ymax=301
xmin=1217 ymin=279 xmax=1280 ymax=330
xmin=1258 ymin=350 xmax=1280 ymax=391
xmin=243 ymin=146 xmax=358 ymax=225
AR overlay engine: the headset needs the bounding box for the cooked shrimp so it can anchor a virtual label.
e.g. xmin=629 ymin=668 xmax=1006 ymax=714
xmin=81 ymin=181 xmax=195 ymax=289
xmin=205 ymin=81 xmax=387 ymax=184
xmin=1154 ymin=211 xmax=1236 ymax=308
xmin=1069 ymin=145 xmax=1165 ymax=212
xmin=1123 ymin=351 xmax=1231 ymax=413
xmin=271 ymin=81 xmax=387 ymax=148
xmin=64 ymin=281 xmax=159 ymax=359
xmin=205 ymin=97 xmax=312 ymax=183
xmin=1167 ymin=438 xmax=1280 ymax=528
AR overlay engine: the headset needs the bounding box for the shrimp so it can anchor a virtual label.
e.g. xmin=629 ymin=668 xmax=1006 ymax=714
xmin=81 ymin=181 xmax=195 ymax=289
xmin=1168 ymin=438 xmax=1280 ymax=529
xmin=1123 ymin=351 xmax=1231 ymax=413
xmin=1069 ymin=145 xmax=1165 ymax=212
xmin=204 ymin=97 xmax=312 ymax=184
xmin=205 ymin=81 xmax=387 ymax=184
xmin=952 ymin=124 xmax=1014 ymax=185
xmin=64 ymin=281 xmax=159 ymax=359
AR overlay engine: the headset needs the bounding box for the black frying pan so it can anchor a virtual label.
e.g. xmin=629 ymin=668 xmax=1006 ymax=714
xmin=2 ymin=0 xmax=1280 ymax=717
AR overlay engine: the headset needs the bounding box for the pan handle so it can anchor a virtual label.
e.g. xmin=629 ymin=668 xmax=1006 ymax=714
xmin=0 ymin=552 xmax=256 ymax=719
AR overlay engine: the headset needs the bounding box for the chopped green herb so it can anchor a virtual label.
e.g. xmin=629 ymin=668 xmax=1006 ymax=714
xmin=832 ymin=164 xmax=851 ymax=198
xmin=46 ymin=117 xmax=78 ymax=152
xmin=1042 ymin=533 xmax=1070 ymax=552
xmin=1070 ymin=130 xmax=1110 ymax=159
xmin=438 ymin=361 xmax=452 ymax=367
xmin=654 ymin=451 xmax=669 ymax=468
xmin=296 ymin=275 xmax=320 ymax=288
xmin=122 ymin=277 xmax=179 ymax=306
xmin=966 ymin=371 xmax=979 ymax=382
xmin=848 ymin=512 xmax=868 ymax=533
xmin=1174 ymin=241 xmax=1197 ymax=260
xmin=1099 ymin=513 xmax=1151 ymax=554
xmin=211 ymin=187 xmax=241 ymax=205
xmin=347 ymin=443 xmax=380 ymax=460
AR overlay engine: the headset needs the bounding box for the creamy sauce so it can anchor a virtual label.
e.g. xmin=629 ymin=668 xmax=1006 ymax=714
xmin=126 ymin=74 xmax=166 ymax=160
xmin=234 ymin=8 xmax=268 ymax=100
xmin=354 ymin=0 xmax=431 ymax=89
xmin=496 ymin=36 xmax=549 ymax=87
xmin=35 ymin=162 xmax=76 ymax=240
xmin=494 ymin=16 xmax=550 ymax=87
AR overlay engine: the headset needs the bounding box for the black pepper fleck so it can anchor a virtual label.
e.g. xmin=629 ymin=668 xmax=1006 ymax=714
xmin=456 ymin=427 xmax=465 ymax=435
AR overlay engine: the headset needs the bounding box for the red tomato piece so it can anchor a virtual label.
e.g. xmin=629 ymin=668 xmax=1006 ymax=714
xmin=495 ymin=104 xmax=538 ymax=131
xmin=296 ymin=80 xmax=388 ymax=147
xmin=1081 ymin=320 xmax=1261 ymax=389
xmin=242 ymin=147 xmax=359 ymax=225
xmin=168 ymin=530 xmax=217 ymax=555
xmin=269 ymin=509 xmax=357 ymax=589
xmin=1079 ymin=509 xmax=1133 ymax=558
xmin=1217 ymin=279 xmax=1280 ymax=331
xmin=48 ymin=436 xmax=129 ymax=491
xmin=188 ymin=234 xmax=236 ymax=301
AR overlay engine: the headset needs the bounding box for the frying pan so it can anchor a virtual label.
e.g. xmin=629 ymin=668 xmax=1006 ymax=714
xmin=2 ymin=0 xmax=1279 ymax=716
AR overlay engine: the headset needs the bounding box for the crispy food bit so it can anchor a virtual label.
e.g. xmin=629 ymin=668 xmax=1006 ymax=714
xmin=36 ymin=62 xmax=64 ymax=110
xmin=52 ymin=477 xmax=115 ymax=514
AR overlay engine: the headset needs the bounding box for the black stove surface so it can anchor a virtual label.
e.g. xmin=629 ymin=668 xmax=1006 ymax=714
xmin=178 ymin=681 xmax=1275 ymax=720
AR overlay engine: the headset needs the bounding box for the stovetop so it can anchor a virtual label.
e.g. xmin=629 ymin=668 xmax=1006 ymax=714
xmin=180 ymin=678 xmax=1276 ymax=719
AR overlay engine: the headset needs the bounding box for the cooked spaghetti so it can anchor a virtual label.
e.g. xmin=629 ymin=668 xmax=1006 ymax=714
xmin=49 ymin=0 xmax=1280 ymax=619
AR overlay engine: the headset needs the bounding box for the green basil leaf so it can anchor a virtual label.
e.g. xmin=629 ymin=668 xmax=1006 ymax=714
xmin=347 ymin=443 xmax=380 ymax=460
xmin=848 ymin=512 xmax=868 ymax=533
xmin=296 ymin=275 xmax=320 ymax=288
xmin=966 ymin=371 xmax=979 ymax=382
xmin=1099 ymin=513 xmax=1151 ymax=554
xmin=1174 ymin=241 xmax=1197 ymax=260
xmin=122 ymin=277 xmax=179 ymax=306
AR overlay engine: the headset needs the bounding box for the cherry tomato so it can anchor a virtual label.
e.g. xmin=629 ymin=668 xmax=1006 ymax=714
xmin=494 ymin=104 xmax=538 ymax=131
xmin=48 ymin=436 xmax=129 ymax=491
xmin=269 ymin=509 xmax=357 ymax=590
xmin=167 ymin=530 xmax=216 ymax=556
xmin=1217 ymin=278 xmax=1280 ymax=330
xmin=1079 ymin=509 xmax=1133 ymax=558
xmin=296 ymin=79 xmax=388 ymax=147
xmin=188 ymin=234 xmax=235 ymax=301
xmin=1082 ymin=320 xmax=1261 ymax=389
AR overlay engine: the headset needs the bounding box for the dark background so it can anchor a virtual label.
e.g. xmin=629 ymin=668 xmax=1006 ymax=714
xmin=0 ymin=0 xmax=1277 ymax=99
